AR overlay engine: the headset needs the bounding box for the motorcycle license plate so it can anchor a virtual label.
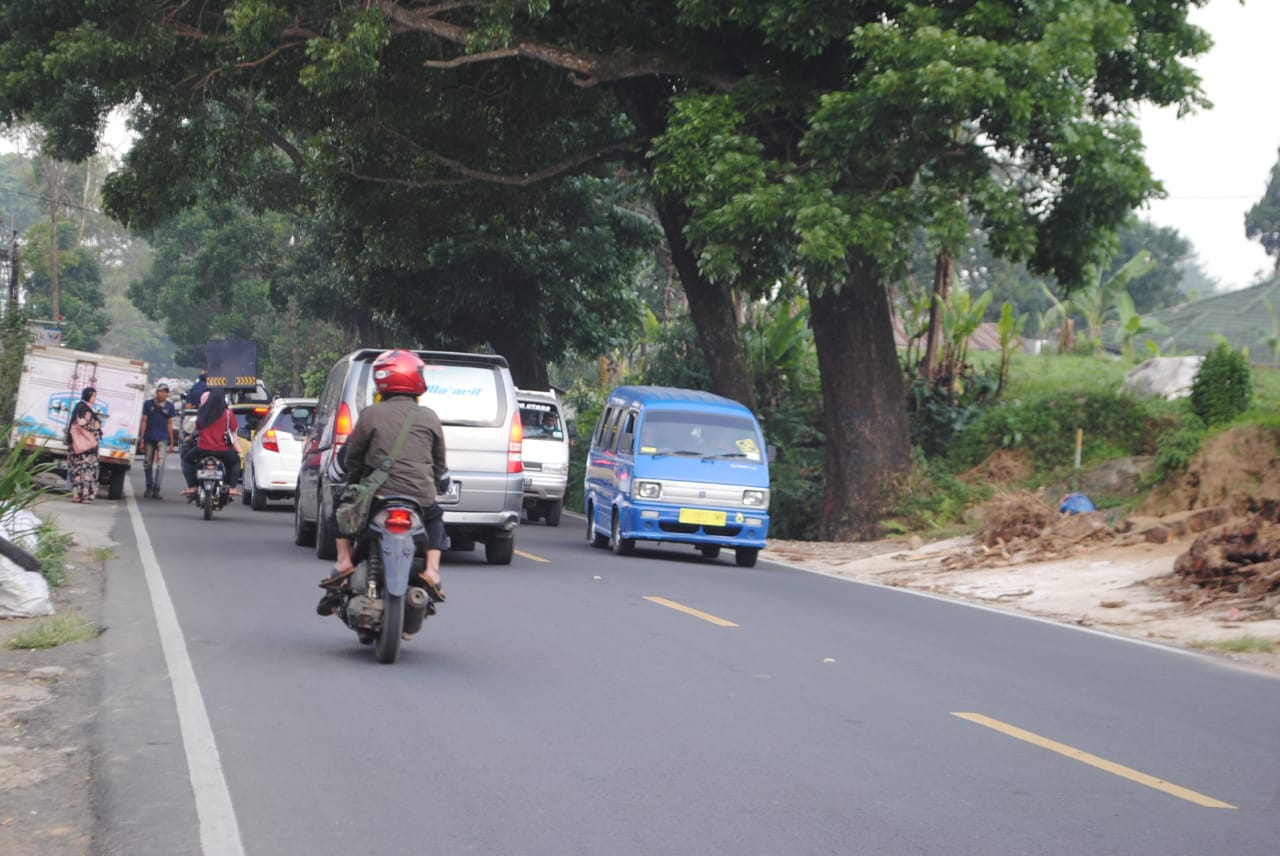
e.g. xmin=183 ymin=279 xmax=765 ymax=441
xmin=197 ymin=468 xmax=222 ymax=479
xmin=679 ymin=508 xmax=726 ymax=527
xmin=440 ymin=480 xmax=461 ymax=504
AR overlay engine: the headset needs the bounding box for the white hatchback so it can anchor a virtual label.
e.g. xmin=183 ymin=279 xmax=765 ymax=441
xmin=243 ymin=397 xmax=317 ymax=511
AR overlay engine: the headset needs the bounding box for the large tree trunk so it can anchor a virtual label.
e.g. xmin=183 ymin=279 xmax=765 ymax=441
xmin=809 ymin=254 xmax=913 ymax=540
xmin=653 ymin=197 xmax=757 ymax=411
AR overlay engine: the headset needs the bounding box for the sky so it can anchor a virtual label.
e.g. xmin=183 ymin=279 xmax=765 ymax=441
xmin=1138 ymin=0 xmax=1280 ymax=292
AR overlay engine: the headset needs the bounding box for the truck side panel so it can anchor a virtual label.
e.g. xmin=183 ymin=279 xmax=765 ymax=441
xmin=9 ymin=345 xmax=149 ymax=467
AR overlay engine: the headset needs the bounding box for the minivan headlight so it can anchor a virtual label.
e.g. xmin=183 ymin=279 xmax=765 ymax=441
xmin=742 ymin=489 xmax=766 ymax=507
xmin=635 ymin=480 xmax=662 ymax=499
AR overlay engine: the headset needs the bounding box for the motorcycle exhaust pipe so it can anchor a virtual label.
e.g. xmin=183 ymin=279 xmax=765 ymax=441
xmin=402 ymin=586 xmax=429 ymax=637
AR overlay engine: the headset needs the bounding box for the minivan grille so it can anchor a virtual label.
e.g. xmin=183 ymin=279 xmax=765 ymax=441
xmin=660 ymin=522 xmax=743 ymax=537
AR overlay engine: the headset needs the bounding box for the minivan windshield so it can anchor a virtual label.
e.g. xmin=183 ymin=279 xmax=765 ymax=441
xmin=519 ymin=401 xmax=565 ymax=442
xmin=637 ymin=410 xmax=763 ymax=461
xmin=363 ymin=362 xmax=505 ymax=427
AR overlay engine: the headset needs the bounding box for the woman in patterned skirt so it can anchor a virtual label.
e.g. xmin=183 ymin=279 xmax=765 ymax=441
xmin=66 ymin=387 xmax=102 ymax=503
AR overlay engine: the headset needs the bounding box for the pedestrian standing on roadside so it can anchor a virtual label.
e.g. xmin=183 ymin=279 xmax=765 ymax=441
xmin=139 ymin=383 xmax=177 ymax=499
xmin=65 ymin=387 xmax=102 ymax=504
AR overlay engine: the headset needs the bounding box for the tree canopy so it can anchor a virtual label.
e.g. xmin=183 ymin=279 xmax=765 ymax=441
xmin=1246 ymin=147 xmax=1280 ymax=272
xmin=0 ymin=0 xmax=1215 ymax=538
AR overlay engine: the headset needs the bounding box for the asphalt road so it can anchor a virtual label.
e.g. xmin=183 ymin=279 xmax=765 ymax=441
xmin=94 ymin=463 xmax=1280 ymax=856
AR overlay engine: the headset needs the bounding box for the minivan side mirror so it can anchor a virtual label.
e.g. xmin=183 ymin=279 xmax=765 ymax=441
xmin=567 ymin=423 xmax=578 ymax=439
xmin=767 ymin=443 xmax=778 ymax=464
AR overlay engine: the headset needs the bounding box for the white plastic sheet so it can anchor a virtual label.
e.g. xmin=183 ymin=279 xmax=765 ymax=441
xmin=0 ymin=509 xmax=42 ymax=552
xmin=0 ymin=553 xmax=54 ymax=618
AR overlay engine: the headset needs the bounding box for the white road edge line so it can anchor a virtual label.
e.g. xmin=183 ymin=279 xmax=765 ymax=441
xmin=126 ymin=489 xmax=246 ymax=856
xmin=565 ymin=508 xmax=1202 ymax=660
xmin=769 ymin=555 xmax=1207 ymax=660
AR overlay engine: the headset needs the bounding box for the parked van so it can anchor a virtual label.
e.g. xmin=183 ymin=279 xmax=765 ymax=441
xmin=516 ymin=389 xmax=570 ymax=526
xmin=584 ymin=386 xmax=770 ymax=567
xmin=295 ymin=350 xmax=523 ymax=564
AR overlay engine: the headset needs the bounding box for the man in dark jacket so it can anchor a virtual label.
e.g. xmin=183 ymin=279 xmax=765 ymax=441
xmin=324 ymin=350 xmax=448 ymax=601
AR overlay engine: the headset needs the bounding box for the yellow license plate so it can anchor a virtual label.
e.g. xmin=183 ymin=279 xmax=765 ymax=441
xmin=679 ymin=508 xmax=726 ymax=527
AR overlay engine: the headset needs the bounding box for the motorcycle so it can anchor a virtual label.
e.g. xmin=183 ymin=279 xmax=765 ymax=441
xmin=330 ymin=496 xmax=434 ymax=664
xmin=190 ymin=454 xmax=230 ymax=520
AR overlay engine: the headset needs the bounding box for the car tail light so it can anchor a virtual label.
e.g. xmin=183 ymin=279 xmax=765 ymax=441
xmin=385 ymin=508 xmax=414 ymax=534
xmin=334 ymin=402 xmax=353 ymax=446
xmin=262 ymin=430 xmax=279 ymax=453
xmin=507 ymin=419 xmax=523 ymax=473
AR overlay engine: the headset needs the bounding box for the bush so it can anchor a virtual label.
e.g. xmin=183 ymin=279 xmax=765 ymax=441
xmin=1190 ymin=343 xmax=1252 ymax=427
xmin=948 ymin=389 xmax=1161 ymax=471
xmin=884 ymin=452 xmax=991 ymax=534
xmin=1150 ymin=413 xmax=1206 ymax=484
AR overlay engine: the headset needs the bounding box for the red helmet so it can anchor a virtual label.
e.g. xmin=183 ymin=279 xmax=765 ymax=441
xmin=371 ymin=350 xmax=426 ymax=396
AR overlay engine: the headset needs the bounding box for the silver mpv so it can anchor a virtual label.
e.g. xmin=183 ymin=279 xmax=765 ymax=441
xmin=294 ymin=349 xmax=524 ymax=564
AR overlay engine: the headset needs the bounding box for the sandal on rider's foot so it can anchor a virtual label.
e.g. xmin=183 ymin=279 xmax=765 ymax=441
xmin=319 ymin=566 xmax=356 ymax=589
xmin=418 ymin=575 xmax=446 ymax=603
xmin=315 ymin=591 xmax=342 ymax=616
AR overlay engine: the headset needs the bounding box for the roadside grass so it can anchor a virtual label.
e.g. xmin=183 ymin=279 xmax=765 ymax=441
xmin=7 ymin=611 xmax=100 ymax=650
xmin=32 ymin=520 xmax=75 ymax=588
xmin=1190 ymin=636 xmax=1275 ymax=655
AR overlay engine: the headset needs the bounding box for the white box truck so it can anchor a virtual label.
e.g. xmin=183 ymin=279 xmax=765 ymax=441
xmin=9 ymin=344 xmax=149 ymax=500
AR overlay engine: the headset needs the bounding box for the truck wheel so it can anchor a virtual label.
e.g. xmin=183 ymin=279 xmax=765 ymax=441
xmin=106 ymin=466 xmax=126 ymax=501
xmin=543 ymin=500 xmax=563 ymax=527
xmin=485 ymin=535 xmax=515 ymax=565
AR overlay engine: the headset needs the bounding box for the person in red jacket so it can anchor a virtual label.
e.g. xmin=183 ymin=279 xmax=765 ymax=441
xmin=179 ymin=389 xmax=242 ymax=496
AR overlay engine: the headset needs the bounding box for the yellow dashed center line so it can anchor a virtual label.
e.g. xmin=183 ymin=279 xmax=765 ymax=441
xmin=952 ymin=712 xmax=1236 ymax=809
xmin=514 ymin=550 xmax=550 ymax=564
xmin=644 ymin=596 xmax=738 ymax=627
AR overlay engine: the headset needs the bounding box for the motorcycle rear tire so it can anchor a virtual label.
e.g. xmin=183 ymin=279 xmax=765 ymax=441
xmin=202 ymin=491 xmax=213 ymax=520
xmin=375 ymin=593 xmax=403 ymax=664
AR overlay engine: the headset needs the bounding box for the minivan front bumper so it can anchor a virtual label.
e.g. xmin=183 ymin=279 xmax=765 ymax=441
xmin=618 ymin=500 xmax=769 ymax=549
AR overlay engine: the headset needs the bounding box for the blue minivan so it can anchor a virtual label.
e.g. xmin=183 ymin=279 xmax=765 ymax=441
xmin=584 ymin=386 xmax=770 ymax=567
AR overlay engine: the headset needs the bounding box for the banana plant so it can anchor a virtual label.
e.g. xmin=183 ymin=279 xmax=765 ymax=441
xmin=1113 ymin=290 xmax=1168 ymax=361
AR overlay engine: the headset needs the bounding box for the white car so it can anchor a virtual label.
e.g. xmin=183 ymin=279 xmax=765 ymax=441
xmin=243 ymin=398 xmax=317 ymax=511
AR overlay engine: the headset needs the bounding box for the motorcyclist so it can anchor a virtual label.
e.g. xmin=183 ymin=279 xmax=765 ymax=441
xmin=320 ymin=350 xmax=449 ymax=605
xmin=180 ymin=388 xmax=242 ymax=497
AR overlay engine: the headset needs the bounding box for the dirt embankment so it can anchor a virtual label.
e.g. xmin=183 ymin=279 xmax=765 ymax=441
xmin=764 ymin=426 xmax=1280 ymax=672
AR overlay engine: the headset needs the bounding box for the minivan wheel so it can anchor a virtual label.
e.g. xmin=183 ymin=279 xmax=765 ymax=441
xmin=611 ymin=512 xmax=635 ymax=557
xmin=315 ymin=499 xmax=337 ymax=560
xmin=543 ymin=500 xmax=563 ymax=527
xmin=735 ymin=547 xmax=759 ymax=568
xmin=294 ymin=489 xmax=316 ymax=546
xmin=699 ymin=545 xmax=721 ymax=559
xmin=586 ymin=502 xmax=608 ymax=548
xmin=485 ymin=535 xmax=515 ymax=565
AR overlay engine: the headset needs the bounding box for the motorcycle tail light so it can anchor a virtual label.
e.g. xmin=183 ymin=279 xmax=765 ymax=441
xmin=334 ymin=402 xmax=353 ymax=446
xmin=385 ymin=508 xmax=414 ymax=534
xmin=507 ymin=419 xmax=523 ymax=473
xmin=262 ymin=430 xmax=279 ymax=453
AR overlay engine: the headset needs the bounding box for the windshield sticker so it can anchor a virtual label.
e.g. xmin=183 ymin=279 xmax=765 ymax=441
xmin=639 ymin=445 xmax=657 ymax=454
xmin=736 ymin=438 xmax=761 ymax=460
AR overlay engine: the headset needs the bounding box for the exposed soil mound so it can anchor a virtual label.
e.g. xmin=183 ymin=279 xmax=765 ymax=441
xmin=955 ymin=490 xmax=1115 ymax=567
xmin=1140 ymin=425 xmax=1280 ymax=520
xmin=963 ymin=449 xmax=1035 ymax=485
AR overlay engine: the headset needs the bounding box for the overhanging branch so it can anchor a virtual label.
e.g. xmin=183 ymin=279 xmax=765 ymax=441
xmin=347 ymin=133 xmax=649 ymax=188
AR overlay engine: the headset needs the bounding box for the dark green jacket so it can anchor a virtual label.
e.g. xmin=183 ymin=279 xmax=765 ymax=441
xmin=344 ymin=396 xmax=447 ymax=507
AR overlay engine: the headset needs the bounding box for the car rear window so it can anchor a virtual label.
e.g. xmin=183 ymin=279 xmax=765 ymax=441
xmin=360 ymin=361 xmax=506 ymax=427
xmin=518 ymin=402 xmax=565 ymax=441
xmin=269 ymin=405 xmax=314 ymax=435
xmin=638 ymin=410 xmax=763 ymax=461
